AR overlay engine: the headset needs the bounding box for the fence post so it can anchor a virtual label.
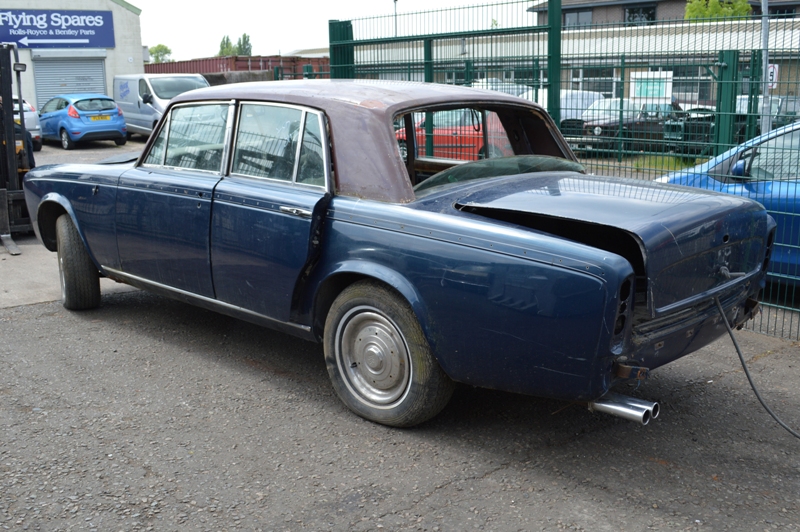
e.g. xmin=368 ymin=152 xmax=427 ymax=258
xmin=329 ymin=20 xmax=355 ymax=79
xmin=424 ymin=38 xmax=433 ymax=83
xmin=464 ymin=60 xmax=474 ymax=86
xmin=744 ymin=50 xmax=762 ymax=142
xmin=547 ymin=0 xmax=561 ymax=126
xmin=424 ymin=39 xmax=434 ymax=156
xmin=714 ymin=50 xmax=739 ymax=156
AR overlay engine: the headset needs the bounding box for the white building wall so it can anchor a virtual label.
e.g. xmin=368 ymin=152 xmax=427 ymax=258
xmin=3 ymin=0 xmax=143 ymax=106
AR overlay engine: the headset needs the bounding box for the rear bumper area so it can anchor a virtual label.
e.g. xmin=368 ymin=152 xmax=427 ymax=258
xmin=75 ymin=130 xmax=126 ymax=142
xmin=629 ymin=284 xmax=760 ymax=371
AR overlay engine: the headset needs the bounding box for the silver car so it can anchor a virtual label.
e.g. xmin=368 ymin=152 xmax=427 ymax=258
xmin=12 ymin=97 xmax=42 ymax=152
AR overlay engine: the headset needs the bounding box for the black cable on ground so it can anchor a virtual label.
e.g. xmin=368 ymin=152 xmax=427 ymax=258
xmin=714 ymin=296 xmax=800 ymax=440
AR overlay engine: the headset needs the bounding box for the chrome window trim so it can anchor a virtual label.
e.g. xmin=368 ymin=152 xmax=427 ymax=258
xmin=229 ymin=101 xmax=330 ymax=191
xmin=140 ymin=100 xmax=234 ymax=175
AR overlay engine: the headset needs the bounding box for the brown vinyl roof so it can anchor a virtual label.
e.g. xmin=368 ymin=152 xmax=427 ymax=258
xmin=169 ymin=80 xmax=548 ymax=203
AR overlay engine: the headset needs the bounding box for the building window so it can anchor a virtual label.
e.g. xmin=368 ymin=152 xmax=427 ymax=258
xmin=625 ymin=6 xmax=656 ymax=25
xmin=770 ymin=7 xmax=797 ymax=16
xmin=564 ymin=10 xmax=592 ymax=27
xmin=571 ymin=67 xmax=618 ymax=97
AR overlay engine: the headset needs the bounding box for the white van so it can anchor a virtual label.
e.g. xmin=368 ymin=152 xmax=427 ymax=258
xmin=114 ymin=74 xmax=209 ymax=137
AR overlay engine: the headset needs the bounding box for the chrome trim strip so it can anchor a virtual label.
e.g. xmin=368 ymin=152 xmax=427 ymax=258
xmin=102 ymin=267 xmax=312 ymax=334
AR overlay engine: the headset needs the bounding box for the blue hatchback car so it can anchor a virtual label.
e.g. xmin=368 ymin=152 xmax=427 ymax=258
xmin=659 ymin=121 xmax=799 ymax=285
xmin=38 ymin=93 xmax=127 ymax=150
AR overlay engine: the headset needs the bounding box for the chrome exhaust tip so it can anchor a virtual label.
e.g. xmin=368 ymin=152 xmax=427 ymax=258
xmin=588 ymin=392 xmax=660 ymax=425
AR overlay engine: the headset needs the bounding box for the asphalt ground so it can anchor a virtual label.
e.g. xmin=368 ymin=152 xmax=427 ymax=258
xmin=1 ymin=139 xmax=799 ymax=531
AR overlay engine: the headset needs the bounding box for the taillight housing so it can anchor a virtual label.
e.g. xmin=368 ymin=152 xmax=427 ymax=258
xmin=67 ymin=105 xmax=79 ymax=119
xmin=117 ymin=105 xmax=123 ymax=117
xmin=610 ymin=276 xmax=634 ymax=354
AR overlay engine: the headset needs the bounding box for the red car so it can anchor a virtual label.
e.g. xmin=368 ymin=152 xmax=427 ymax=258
xmin=396 ymin=108 xmax=513 ymax=161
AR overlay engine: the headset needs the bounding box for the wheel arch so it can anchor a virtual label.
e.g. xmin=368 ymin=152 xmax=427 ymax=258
xmin=308 ymin=262 xmax=433 ymax=346
xmin=35 ymin=195 xmax=83 ymax=254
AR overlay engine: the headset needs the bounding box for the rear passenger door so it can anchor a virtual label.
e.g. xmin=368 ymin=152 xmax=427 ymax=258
xmin=211 ymin=102 xmax=331 ymax=322
xmin=115 ymin=102 xmax=232 ymax=297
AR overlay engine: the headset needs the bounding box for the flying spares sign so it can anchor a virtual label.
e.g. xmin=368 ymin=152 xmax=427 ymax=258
xmin=0 ymin=10 xmax=115 ymax=48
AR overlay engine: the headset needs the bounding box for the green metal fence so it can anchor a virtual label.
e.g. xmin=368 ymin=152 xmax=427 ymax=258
xmin=329 ymin=3 xmax=800 ymax=340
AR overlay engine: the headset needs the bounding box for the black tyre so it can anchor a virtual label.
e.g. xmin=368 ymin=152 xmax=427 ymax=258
xmin=32 ymin=140 xmax=42 ymax=152
xmin=114 ymin=137 xmax=127 ymax=146
xmin=56 ymin=214 xmax=100 ymax=310
xmin=324 ymin=281 xmax=455 ymax=427
xmin=60 ymin=129 xmax=75 ymax=150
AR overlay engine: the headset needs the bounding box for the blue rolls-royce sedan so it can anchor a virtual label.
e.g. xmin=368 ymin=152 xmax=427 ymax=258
xmin=24 ymin=80 xmax=775 ymax=428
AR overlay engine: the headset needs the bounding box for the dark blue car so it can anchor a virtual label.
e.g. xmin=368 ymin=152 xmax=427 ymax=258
xmin=38 ymin=93 xmax=127 ymax=150
xmin=23 ymin=81 xmax=775 ymax=427
xmin=659 ymin=121 xmax=799 ymax=285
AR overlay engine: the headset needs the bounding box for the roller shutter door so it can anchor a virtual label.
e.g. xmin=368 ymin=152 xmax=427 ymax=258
xmin=32 ymin=58 xmax=106 ymax=108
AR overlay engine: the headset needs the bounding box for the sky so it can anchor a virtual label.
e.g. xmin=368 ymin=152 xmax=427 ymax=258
xmin=132 ymin=0 xmax=510 ymax=61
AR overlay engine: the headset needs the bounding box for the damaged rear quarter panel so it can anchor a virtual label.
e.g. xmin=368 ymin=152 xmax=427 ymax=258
xmin=309 ymin=196 xmax=635 ymax=401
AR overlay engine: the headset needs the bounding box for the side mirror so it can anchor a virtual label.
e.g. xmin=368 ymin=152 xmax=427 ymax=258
xmin=142 ymin=93 xmax=153 ymax=105
xmin=730 ymin=160 xmax=747 ymax=177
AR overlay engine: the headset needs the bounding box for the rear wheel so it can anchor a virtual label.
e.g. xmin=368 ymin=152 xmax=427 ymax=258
xmin=32 ymin=140 xmax=42 ymax=152
xmin=324 ymin=281 xmax=454 ymax=427
xmin=60 ymin=129 xmax=75 ymax=150
xmin=56 ymin=214 xmax=100 ymax=310
xmin=114 ymin=137 xmax=127 ymax=146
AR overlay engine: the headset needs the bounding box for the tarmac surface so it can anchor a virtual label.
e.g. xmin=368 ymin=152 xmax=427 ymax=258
xmin=1 ymin=140 xmax=799 ymax=530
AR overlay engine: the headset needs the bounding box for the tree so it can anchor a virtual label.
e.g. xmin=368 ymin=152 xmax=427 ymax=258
xmin=148 ymin=44 xmax=172 ymax=63
xmin=236 ymin=33 xmax=252 ymax=56
xmin=218 ymin=35 xmax=236 ymax=56
xmin=685 ymin=0 xmax=751 ymax=20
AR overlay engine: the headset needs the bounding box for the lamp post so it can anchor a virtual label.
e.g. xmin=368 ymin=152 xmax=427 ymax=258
xmin=760 ymin=0 xmax=771 ymax=135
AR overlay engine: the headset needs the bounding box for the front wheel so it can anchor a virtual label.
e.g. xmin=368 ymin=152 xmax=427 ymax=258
xmin=56 ymin=214 xmax=100 ymax=310
xmin=324 ymin=281 xmax=454 ymax=427
xmin=60 ymin=129 xmax=75 ymax=150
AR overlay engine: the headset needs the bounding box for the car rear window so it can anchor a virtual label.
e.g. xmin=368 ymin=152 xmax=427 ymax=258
xmin=74 ymin=99 xmax=117 ymax=112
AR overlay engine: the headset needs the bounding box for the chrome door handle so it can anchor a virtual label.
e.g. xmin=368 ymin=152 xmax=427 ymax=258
xmin=279 ymin=206 xmax=313 ymax=218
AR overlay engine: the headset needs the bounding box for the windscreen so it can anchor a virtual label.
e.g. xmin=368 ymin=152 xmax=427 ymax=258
xmin=150 ymin=77 xmax=209 ymax=99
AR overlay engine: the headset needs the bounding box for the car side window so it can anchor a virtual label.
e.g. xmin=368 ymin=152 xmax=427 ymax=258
xmin=231 ymin=103 xmax=304 ymax=181
xmin=139 ymin=79 xmax=150 ymax=98
xmin=142 ymin=103 xmax=229 ymax=172
xmin=296 ymin=112 xmax=326 ymax=187
xmin=41 ymin=99 xmax=59 ymax=114
xmin=56 ymin=99 xmax=67 ymax=111
xmin=747 ymin=130 xmax=800 ymax=181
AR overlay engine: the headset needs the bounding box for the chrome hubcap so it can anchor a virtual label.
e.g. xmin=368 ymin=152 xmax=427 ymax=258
xmin=336 ymin=306 xmax=410 ymax=406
